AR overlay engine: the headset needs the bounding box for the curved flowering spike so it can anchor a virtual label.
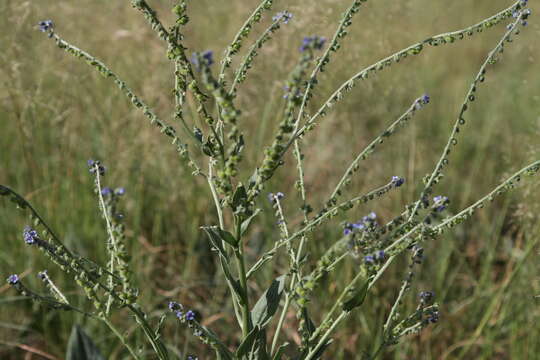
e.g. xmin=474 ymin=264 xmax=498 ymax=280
xmin=407 ymin=11 xmax=527 ymax=222
xmin=294 ymin=0 xmax=526 ymax=142
xmin=230 ymin=11 xmax=291 ymax=94
xmin=218 ymin=0 xmax=274 ymax=81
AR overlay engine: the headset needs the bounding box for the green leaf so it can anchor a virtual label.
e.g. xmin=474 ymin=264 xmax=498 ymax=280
xmin=240 ymin=208 xmax=261 ymax=236
xmin=236 ymin=325 xmax=260 ymax=358
xmin=66 ymin=325 xmax=105 ymax=360
xmin=232 ymin=183 xmax=247 ymax=209
xmin=251 ymin=275 xmax=286 ymax=328
xmin=203 ymin=226 xmax=237 ymax=251
xmin=342 ymin=280 xmax=369 ymax=312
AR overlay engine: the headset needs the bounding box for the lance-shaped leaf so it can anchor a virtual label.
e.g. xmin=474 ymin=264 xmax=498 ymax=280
xmin=66 ymin=325 xmax=105 ymax=360
xmin=251 ymin=275 xmax=286 ymax=328
xmin=342 ymin=279 xmax=369 ymax=312
xmin=236 ymin=325 xmax=261 ymax=358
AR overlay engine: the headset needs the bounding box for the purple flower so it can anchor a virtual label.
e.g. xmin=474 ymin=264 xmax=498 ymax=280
xmin=202 ymin=50 xmax=214 ymax=66
xmin=38 ymin=20 xmax=54 ymax=32
xmin=391 ymin=176 xmax=405 ymax=187
xmin=375 ymin=250 xmax=385 ymax=261
xmin=427 ymin=310 xmax=439 ymax=323
xmin=364 ymin=255 xmax=375 ymax=264
xmin=101 ymin=187 xmax=112 ymax=196
xmin=192 ymin=50 xmax=214 ymax=70
xmin=7 ymin=274 xmax=19 ymax=285
xmin=352 ymin=222 xmax=365 ymax=230
xmin=88 ymin=159 xmax=106 ymax=176
xmin=433 ymin=195 xmax=448 ymax=212
xmin=115 ymin=187 xmax=125 ymax=196
xmin=168 ymin=301 xmax=182 ymax=312
xmin=419 ymin=291 xmax=435 ymax=304
xmin=175 ymin=310 xmax=184 ymax=319
xmin=273 ymin=11 xmax=293 ymax=24
xmin=276 ymin=192 xmax=284 ymax=200
xmin=299 ymin=36 xmax=326 ymax=52
xmin=186 ymin=310 xmax=195 ymax=321
xmin=23 ymin=226 xmax=38 ymax=245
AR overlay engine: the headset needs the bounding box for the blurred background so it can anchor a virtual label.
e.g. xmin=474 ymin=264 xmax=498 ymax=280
xmin=1 ymin=0 xmax=539 ymax=359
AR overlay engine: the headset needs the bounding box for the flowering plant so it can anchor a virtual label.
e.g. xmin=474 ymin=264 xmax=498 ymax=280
xmin=2 ymin=1 xmax=537 ymax=359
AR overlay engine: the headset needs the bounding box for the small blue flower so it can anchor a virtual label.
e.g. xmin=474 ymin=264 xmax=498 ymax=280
xmin=7 ymin=274 xmax=19 ymax=285
xmin=175 ymin=310 xmax=184 ymax=319
xmin=191 ymin=50 xmax=214 ymax=71
xmin=375 ymin=250 xmax=385 ymax=261
xmin=276 ymin=192 xmax=284 ymax=200
xmin=169 ymin=301 xmax=182 ymax=312
xmin=428 ymin=310 xmax=439 ymax=323
xmin=87 ymin=159 xmax=95 ymax=167
xmin=273 ymin=11 xmax=293 ymax=24
xmin=115 ymin=187 xmax=125 ymax=196
xmin=23 ymin=226 xmax=38 ymax=245
xmin=187 ymin=355 xmax=199 ymax=360
xmin=88 ymin=160 xmax=106 ymax=176
xmin=202 ymin=50 xmax=214 ymax=66
xmin=299 ymin=36 xmax=326 ymax=52
xmin=433 ymin=195 xmax=448 ymax=212
xmin=101 ymin=187 xmax=112 ymax=196
xmin=364 ymin=255 xmax=375 ymax=264
xmin=391 ymin=176 xmax=405 ymax=187
xmin=186 ymin=310 xmax=195 ymax=321
xmin=352 ymin=222 xmax=364 ymax=230
xmin=38 ymin=20 xmax=54 ymax=33
xmin=419 ymin=291 xmax=435 ymax=304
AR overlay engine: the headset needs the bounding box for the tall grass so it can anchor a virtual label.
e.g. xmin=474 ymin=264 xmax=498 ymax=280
xmin=1 ymin=0 xmax=539 ymax=359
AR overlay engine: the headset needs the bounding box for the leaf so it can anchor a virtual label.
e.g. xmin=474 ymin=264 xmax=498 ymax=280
xmin=203 ymin=226 xmax=237 ymax=251
xmin=251 ymin=275 xmax=286 ymax=328
xmin=236 ymin=325 xmax=260 ymax=358
xmin=240 ymin=208 xmax=261 ymax=236
xmin=66 ymin=325 xmax=105 ymax=360
xmin=301 ymin=308 xmax=316 ymax=337
xmin=342 ymin=280 xmax=369 ymax=312
xmin=232 ymin=183 xmax=247 ymax=210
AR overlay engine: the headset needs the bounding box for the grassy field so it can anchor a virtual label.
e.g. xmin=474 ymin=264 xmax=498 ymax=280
xmin=1 ymin=0 xmax=539 ymax=359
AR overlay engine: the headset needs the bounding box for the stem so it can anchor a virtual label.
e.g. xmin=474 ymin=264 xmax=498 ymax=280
xmin=103 ymin=318 xmax=142 ymax=360
xmin=305 ymin=311 xmax=347 ymax=360
xmin=235 ymin=245 xmax=251 ymax=337
xmin=128 ymin=304 xmax=169 ymax=360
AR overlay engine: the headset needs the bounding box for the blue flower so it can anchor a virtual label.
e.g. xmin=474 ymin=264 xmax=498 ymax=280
xmin=299 ymin=36 xmax=326 ymax=52
xmin=168 ymin=301 xmax=182 ymax=312
xmin=38 ymin=20 xmax=54 ymax=32
xmin=202 ymin=50 xmax=214 ymax=66
xmin=375 ymin=250 xmax=385 ymax=261
xmin=352 ymin=222 xmax=365 ymax=230
xmin=273 ymin=11 xmax=293 ymax=24
xmin=433 ymin=195 xmax=448 ymax=212
xmin=115 ymin=187 xmax=125 ymax=196
xmin=391 ymin=176 xmax=405 ymax=187
xmin=419 ymin=291 xmax=435 ymax=304
xmin=23 ymin=226 xmax=38 ymax=245
xmin=101 ymin=187 xmax=112 ymax=196
xmin=88 ymin=159 xmax=106 ymax=176
xmin=186 ymin=310 xmax=195 ymax=321
xmin=175 ymin=310 xmax=184 ymax=319
xmin=364 ymin=255 xmax=375 ymax=264
xmin=192 ymin=50 xmax=214 ymax=71
xmin=38 ymin=271 xmax=48 ymax=280
xmin=7 ymin=274 xmax=19 ymax=285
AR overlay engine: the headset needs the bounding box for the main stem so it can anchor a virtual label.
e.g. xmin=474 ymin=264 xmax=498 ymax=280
xmin=235 ymin=219 xmax=251 ymax=338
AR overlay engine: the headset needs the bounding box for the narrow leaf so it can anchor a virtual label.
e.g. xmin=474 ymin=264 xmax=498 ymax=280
xmin=236 ymin=325 xmax=260 ymax=358
xmin=251 ymin=275 xmax=286 ymax=328
xmin=66 ymin=325 xmax=105 ymax=360
xmin=342 ymin=280 xmax=369 ymax=312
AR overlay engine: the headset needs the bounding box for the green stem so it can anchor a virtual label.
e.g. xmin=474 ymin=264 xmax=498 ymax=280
xmin=103 ymin=318 xmax=142 ymax=360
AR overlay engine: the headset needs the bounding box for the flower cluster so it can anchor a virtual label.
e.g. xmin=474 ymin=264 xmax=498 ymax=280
xmin=23 ymin=226 xmax=39 ymax=245
xmin=343 ymin=212 xmax=377 ymax=235
xmin=191 ymin=50 xmax=214 ymax=71
xmin=101 ymin=187 xmax=125 ymax=197
xmin=87 ymin=159 xmax=106 ymax=176
xmin=38 ymin=20 xmax=54 ymax=36
xmin=419 ymin=291 xmax=435 ymax=305
xmin=272 ymin=11 xmax=293 ymax=24
xmin=415 ymin=94 xmax=430 ymax=109
xmin=299 ymin=36 xmax=327 ymax=52
xmin=364 ymin=250 xmax=385 ymax=264
xmin=433 ymin=195 xmax=449 ymax=212
xmin=169 ymin=301 xmax=196 ymax=322
xmin=6 ymin=274 xmax=19 ymax=285
xmin=268 ymin=192 xmax=285 ymax=203
xmin=391 ymin=176 xmax=405 ymax=187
